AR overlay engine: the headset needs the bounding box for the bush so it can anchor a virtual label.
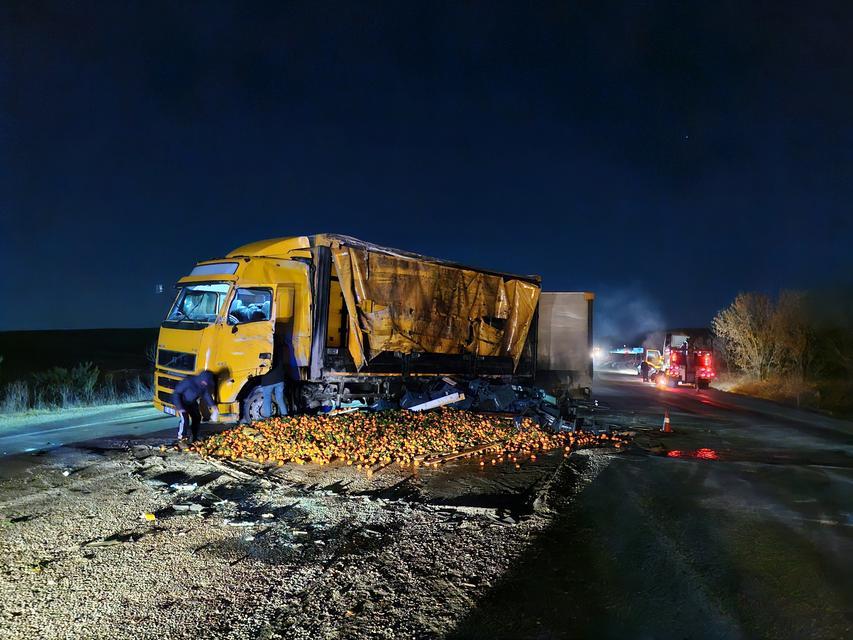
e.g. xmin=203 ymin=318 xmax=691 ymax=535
xmin=99 ymin=372 xmax=119 ymax=405
xmin=126 ymin=376 xmax=153 ymax=403
xmin=1 ymin=381 xmax=29 ymax=414
xmin=31 ymin=362 xmax=100 ymax=409
xmin=0 ymin=363 xmax=152 ymax=415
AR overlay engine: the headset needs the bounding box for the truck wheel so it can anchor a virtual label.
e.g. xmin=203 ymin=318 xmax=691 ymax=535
xmin=243 ymin=387 xmax=265 ymax=422
xmin=243 ymin=387 xmax=289 ymax=422
xmin=697 ymin=379 xmax=710 ymax=390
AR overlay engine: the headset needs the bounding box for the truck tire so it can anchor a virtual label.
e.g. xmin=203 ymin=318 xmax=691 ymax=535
xmin=697 ymin=379 xmax=710 ymax=390
xmin=243 ymin=386 xmax=288 ymax=422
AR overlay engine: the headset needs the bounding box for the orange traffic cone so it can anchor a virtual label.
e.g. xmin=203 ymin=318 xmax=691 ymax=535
xmin=661 ymin=409 xmax=672 ymax=433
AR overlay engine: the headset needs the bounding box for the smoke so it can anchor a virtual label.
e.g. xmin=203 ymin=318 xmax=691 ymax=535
xmin=594 ymin=285 xmax=667 ymax=348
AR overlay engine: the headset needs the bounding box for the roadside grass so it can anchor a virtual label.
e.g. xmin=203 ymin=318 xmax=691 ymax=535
xmin=713 ymin=373 xmax=853 ymax=417
xmin=0 ymin=360 xmax=153 ymax=417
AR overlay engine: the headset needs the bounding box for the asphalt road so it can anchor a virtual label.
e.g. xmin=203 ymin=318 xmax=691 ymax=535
xmin=0 ymin=403 xmax=176 ymax=456
xmin=452 ymin=372 xmax=853 ymax=640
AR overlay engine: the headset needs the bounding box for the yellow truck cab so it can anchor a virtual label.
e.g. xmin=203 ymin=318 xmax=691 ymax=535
xmin=154 ymin=236 xmax=314 ymax=422
xmin=154 ymin=234 xmax=543 ymax=422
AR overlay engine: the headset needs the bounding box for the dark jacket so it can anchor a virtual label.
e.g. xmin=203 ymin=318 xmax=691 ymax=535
xmin=261 ymin=354 xmax=285 ymax=386
xmin=173 ymin=371 xmax=216 ymax=411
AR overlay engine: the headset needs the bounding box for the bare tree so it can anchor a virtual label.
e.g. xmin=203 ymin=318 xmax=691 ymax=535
xmin=712 ymin=292 xmax=778 ymax=379
xmin=773 ymin=290 xmax=811 ymax=379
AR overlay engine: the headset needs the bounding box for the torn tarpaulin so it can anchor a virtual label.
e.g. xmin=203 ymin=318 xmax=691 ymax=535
xmin=328 ymin=237 xmax=540 ymax=369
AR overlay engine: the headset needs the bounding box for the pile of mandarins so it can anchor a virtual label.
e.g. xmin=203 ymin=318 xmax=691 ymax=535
xmin=192 ymin=408 xmax=628 ymax=470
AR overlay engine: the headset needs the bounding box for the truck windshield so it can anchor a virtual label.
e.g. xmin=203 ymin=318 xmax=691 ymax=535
xmin=166 ymin=283 xmax=231 ymax=324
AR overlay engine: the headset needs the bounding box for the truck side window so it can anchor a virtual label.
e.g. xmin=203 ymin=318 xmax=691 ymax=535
xmin=227 ymin=288 xmax=272 ymax=325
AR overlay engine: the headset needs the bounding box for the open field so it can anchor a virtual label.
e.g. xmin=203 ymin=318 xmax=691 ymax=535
xmin=0 ymin=329 xmax=157 ymax=384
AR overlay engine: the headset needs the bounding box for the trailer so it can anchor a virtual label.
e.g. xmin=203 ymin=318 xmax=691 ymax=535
xmin=536 ymin=292 xmax=595 ymax=397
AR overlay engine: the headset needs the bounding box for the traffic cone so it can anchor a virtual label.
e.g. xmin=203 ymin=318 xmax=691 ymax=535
xmin=661 ymin=409 xmax=672 ymax=433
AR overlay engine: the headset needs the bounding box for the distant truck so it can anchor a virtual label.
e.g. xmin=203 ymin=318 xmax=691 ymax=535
xmin=655 ymin=329 xmax=716 ymax=389
xmin=153 ymin=235 xmax=591 ymax=421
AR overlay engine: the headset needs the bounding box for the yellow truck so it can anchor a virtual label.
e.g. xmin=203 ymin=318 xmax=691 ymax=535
xmin=153 ymin=234 xmax=544 ymax=422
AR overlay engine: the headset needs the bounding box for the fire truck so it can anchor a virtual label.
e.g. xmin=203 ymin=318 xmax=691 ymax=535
xmin=657 ymin=329 xmax=716 ymax=389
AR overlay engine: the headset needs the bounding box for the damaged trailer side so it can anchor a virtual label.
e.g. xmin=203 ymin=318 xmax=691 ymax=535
xmin=302 ymin=234 xmax=542 ymax=409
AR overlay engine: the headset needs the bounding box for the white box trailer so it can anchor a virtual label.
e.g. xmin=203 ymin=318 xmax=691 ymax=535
xmin=536 ymin=292 xmax=594 ymax=396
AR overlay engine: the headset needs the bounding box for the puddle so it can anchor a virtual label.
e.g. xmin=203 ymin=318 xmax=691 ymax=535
xmin=653 ymin=447 xmax=853 ymax=468
xmin=667 ymin=448 xmax=720 ymax=460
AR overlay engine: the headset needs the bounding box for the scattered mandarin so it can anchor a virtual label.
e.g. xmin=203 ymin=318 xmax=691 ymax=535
xmin=190 ymin=408 xmax=628 ymax=470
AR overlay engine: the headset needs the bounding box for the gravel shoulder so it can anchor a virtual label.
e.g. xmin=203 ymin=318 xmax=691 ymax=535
xmin=0 ymin=438 xmax=616 ymax=640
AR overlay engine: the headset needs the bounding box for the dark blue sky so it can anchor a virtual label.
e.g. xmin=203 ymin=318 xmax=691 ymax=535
xmin=2 ymin=1 xmax=852 ymax=336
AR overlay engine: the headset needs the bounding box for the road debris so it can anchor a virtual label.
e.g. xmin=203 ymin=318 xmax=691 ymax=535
xmin=170 ymin=482 xmax=198 ymax=492
xmin=395 ymin=376 xmax=578 ymax=430
xmin=407 ymin=392 xmax=466 ymax=412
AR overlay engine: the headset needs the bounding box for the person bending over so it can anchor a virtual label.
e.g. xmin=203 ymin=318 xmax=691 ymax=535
xmin=172 ymin=370 xmax=219 ymax=443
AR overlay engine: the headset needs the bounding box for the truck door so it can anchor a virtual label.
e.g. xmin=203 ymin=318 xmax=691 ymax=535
xmin=646 ymin=349 xmax=662 ymax=369
xmin=215 ymin=287 xmax=274 ymax=392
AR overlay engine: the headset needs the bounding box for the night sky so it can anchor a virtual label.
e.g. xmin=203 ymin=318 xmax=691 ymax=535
xmin=2 ymin=2 xmax=852 ymax=338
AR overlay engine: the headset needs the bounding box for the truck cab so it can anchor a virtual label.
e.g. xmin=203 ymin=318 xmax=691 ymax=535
xmin=153 ymin=238 xmax=314 ymax=422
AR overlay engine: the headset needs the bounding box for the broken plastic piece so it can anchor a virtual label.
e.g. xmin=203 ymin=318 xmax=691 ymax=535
xmin=407 ymin=393 xmax=466 ymax=412
xmin=170 ymin=482 xmax=198 ymax=492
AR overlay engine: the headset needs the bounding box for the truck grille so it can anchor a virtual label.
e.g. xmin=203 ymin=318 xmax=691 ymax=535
xmin=158 ymin=390 xmax=175 ymax=405
xmin=157 ymin=350 xmax=196 ymax=372
xmin=157 ymin=375 xmax=181 ymax=391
